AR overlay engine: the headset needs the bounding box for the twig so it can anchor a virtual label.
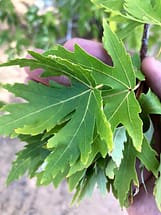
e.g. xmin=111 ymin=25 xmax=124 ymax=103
xmin=140 ymin=24 xmax=150 ymax=61
xmin=136 ymin=24 xmax=150 ymax=98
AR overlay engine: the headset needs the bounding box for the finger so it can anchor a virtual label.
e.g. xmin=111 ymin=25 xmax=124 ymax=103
xmin=142 ymin=57 xmax=161 ymax=98
xmin=64 ymin=38 xmax=113 ymax=65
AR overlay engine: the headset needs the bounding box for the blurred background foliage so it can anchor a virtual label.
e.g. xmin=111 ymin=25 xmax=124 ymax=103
xmin=0 ymin=0 xmax=104 ymax=59
xmin=0 ymin=0 xmax=161 ymax=59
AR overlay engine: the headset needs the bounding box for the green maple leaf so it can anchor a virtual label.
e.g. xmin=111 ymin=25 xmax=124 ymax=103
xmin=136 ymin=137 xmax=159 ymax=178
xmin=102 ymin=20 xmax=143 ymax=151
xmin=114 ymin=135 xmax=159 ymax=207
xmin=114 ymin=140 xmax=138 ymax=207
xmin=92 ymin=0 xmax=161 ymax=26
xmin=111 ymin=126 xmax=127 ymax=167
xmin=105 ymin=159 xmax=117 ymax=179
xmin=0 ymin=79 xmax=112 ymax=165
xmin=7 ymin=134 xmax=50 ymax=184
xmin=124 ymin=0 xmax=161 ymax=25
xmin=70 ymin=158 xmax=108 ymax=203
xmin=0 ymin=21 xmax=145 ymax=204
xmin=139 ymin=90 xmax=161 ymax=114
xmin=0 ymin=81 xmax=91 ymax=136
xmin=0 ymin=21 xmax=143 ymax=152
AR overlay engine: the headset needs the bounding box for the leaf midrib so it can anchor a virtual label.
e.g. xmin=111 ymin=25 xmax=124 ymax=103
xmin=44 ymin=91 xmax=94 ymax=178
xmin=4 ymin=88 xmax=91 ymax=128
xmin=108 ymin=91 xmax=130 ymax=122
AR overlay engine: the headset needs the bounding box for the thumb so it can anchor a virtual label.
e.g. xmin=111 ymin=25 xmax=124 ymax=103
xmin=142 ymin=57 xmax=161 ymax=98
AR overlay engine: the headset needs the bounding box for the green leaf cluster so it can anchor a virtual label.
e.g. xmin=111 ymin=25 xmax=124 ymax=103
xmin=0 ymin=20 xmax=161 ymax=209
xmin=92 ymin=0 xmax=161 ymax=52
xmin=92 ymin=0 xmax=161 ymax=25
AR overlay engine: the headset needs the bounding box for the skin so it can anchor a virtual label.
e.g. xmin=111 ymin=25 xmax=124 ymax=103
xmin=142 ymin=57 xmax=161 ymax=98
xmin=25 ymin=38 xmax=161 ymax=215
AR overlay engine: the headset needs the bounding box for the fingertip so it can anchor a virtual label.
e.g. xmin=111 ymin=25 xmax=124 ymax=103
xmin=64 ymin=38 xmax=83 ymax=51
xmin=141 ymin=57 xmax=156 ymax=74
xmin=141 ymin=56 xmax=161 ymax=98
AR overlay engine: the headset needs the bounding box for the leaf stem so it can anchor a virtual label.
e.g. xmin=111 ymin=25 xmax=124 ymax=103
xmin=95 ymin=84 xmax=103 ymax=89
xmin=133 ymin=81 xmax=141 ymax=91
